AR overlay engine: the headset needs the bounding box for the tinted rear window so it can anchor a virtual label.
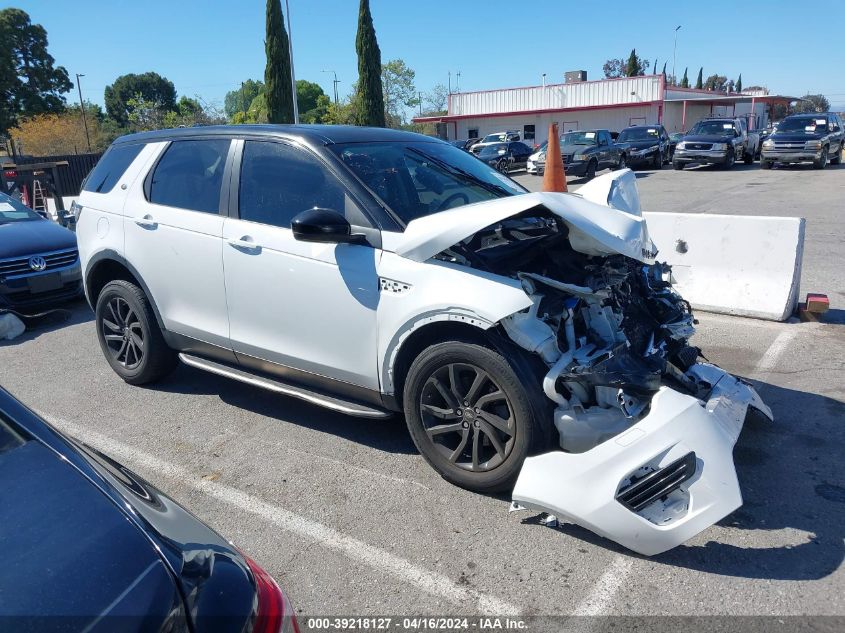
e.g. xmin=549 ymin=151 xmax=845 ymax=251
xmin=82 ymin=143 xmax=145 ymax=194
xmin=149 ymin=139 xmax=230 ymax=213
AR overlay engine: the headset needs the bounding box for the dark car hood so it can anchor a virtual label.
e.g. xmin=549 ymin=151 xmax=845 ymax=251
xmin=561 ymin=143 xmax=595 ymax=154
xmin=0 ymin=440 xmax=183 ymax=624
xmin=769 ymin=133 xmax=825 ymax=142
xmin=682 ymin=134 xmax=733 ymax=143
xmin=0 ymin=218 xmax=77 ymax=259
xmin=618 ymin=139 xmax=660 ymax=150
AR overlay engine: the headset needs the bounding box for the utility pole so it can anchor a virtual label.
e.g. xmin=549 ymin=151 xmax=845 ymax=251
xmin=321 ymin=70 xmax=339 ymax=104
xmin=456 ymin=71 xmax=461 ymax=93
xmin=448 ymin=71 xmax=452 ymax=95
xmin=418 ymin=92 xmax=423 ymax=116
xmin=75 ymin=73 xmax=91 ymax=152
xmin=672 ymin=25 xmax=682 ymax=87
xmin=284 ymin=0 xmax=298 ymax=123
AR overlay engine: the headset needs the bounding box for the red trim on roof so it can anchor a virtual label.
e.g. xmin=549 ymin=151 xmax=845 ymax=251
xmin=413 ymin=100 xmax=659 ymax=124
xmin=447 ymin=74 xmax=663 ymax=98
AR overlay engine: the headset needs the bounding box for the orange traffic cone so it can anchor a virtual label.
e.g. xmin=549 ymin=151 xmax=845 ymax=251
xmin=542 ymin=123 xmax=567 ymax=193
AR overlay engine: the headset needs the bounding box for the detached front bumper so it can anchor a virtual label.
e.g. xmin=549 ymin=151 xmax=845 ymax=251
xmin=673 ymin=149 xmax=729 ymax=165
xmin=512 ymin=364 xmax=772 ymax=556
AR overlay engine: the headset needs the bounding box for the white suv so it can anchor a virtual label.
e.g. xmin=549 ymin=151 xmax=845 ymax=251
xmin=76 ymin=125 xmax=771 ymax=555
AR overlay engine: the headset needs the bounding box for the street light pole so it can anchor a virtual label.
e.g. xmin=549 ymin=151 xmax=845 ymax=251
xmin=75 ymin=73 xmax=91 ymax=152
xmin=321 ymin=70 xmax=339 ymax=104
xmin=284 ymin=0 xmax=298 ymax=123
xmin=448 ymin=71 xmax=452 ymax=95
xmin=672 ymin=25 xmax=682 ymax=86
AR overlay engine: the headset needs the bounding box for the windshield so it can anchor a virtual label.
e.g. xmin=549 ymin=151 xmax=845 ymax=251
xmin=0 ymin=193 xmax=41 ymax=224
xmin=778 ymin=117 xmax=828 ymax=134
xmin=478 ymin=143 xmax=507 ymax=154
xmin=689 ymin=121 xmax=736 ymax=136
xmin=618 ymin=128 xmax=660 ymax=142
xmin=331 ymin=140 xmax=526 ymax=225
xmin=481 ymin=133 xmax=508 ymax=143
xmin=561 ymin=131 xmax=597 ymax=146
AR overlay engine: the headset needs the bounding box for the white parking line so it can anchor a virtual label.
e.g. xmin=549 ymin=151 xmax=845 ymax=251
xmin=46 ymin=416 xmax=521 ymax=616
xmin=567 ymin=325 xmax=799 ymax=617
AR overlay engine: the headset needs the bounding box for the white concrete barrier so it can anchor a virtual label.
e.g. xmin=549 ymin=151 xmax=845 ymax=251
xmin=643 ymin=212 xmax=805 ymax=322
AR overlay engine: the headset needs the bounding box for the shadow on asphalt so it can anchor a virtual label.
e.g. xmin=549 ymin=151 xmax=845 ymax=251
xmin=522 ymin=378 xmax=845 ymax=581
xmin=0 ymin=299 xmax=92 ymax=347
xmin=159 ymin=362 xmax=417 ymax=456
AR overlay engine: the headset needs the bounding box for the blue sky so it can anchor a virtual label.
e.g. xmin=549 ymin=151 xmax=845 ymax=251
xmin=10 ymin=0 xmax=845 ymax=111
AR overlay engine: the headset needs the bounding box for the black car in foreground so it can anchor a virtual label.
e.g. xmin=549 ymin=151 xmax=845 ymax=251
xmin=0 ymin=386 xmax=298 ymax=633
xmin=616 ymin=125 xmax=671 ymax=168
xmin=0 ymin=192 xmax=82 ymax=314
xmin=760 ymin=112 xmax=844 ymax=169
xmin=475 ymin=140 xmax=534 ymax=173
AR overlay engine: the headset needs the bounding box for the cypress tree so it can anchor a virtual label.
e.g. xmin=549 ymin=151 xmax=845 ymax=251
xmin=264 ymin=0 xmax=294 ymax=123
xmin=736 ymin=74 xmax=743 ymax=92
xmin=653 ymin=58 xmax=657 ymax=75
xmin=695 ymin=67 xmax=703 ymax=89
xmin=355 ymin=0 xmax=385 ymax=127
xmin=661 ymin=62 xmax=667 ymax=81
xmin=680 ymin=67 xmax=689 ymax=88
xmin=625 ymin=49 xmax=640 ymax=77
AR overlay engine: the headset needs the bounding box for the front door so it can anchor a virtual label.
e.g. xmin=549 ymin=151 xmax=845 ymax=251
xmin=222 ymin=139 xmax=380 ymax=390
xmin=123 ymin=138 xmax=232 ymax=349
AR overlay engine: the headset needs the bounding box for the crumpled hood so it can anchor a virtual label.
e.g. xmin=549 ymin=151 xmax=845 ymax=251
xmin=382 ymin=170 xmax=656 ymax=264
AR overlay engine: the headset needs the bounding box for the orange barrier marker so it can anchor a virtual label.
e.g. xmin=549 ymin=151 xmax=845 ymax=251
xmin=542 ymin=122 xmax=567 ymax=193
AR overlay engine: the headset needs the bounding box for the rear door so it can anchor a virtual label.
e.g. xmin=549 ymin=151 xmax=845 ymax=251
xmin=222 ymin=139 xmax=380 ymax=389
xmin=123 ymin=138 xmax=234 ymax=351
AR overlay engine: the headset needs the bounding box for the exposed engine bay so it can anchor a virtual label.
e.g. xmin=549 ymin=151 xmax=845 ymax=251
xmin=425 ymin=171 xmax=773 ymax=555
xmin=437 ymin=209 xmax=704 ymax=454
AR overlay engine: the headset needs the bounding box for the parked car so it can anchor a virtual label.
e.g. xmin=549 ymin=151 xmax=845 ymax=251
xmin=0 ymin=191 xmax=83 ymax=314
xmin=672 ymin=117 xmax=759 ymax=170
xmin=760 ymin=112 xmax=844 ymax=169
xmin=616 ymin=125 xmax=672 ymax=169
xmin=475 ymin=141 xmax=534 ymax=173
xmin=526 ymin=140 xmax=548 ymax=174
xmin=528 ymin=130 xmax=625 ymax=180
xmin=470 ymin=130 xmax=521 ymax=154
xmin=0 ymin=384 xmax=297 ymax=632
xmin=449 ymin=138 xmax=479 ymax=152
xmin=75 ymin=126 xmax=772 ymax=555
xmin=668 ymin=132 xmax=683 ymax=159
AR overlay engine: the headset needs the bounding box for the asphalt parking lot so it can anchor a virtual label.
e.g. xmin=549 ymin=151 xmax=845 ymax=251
xmin=2 ymin=164 xmax=844 ymax=626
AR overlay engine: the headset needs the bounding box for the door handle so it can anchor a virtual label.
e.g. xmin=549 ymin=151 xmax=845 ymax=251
xmin=135 ymin=215 xmax=157 ymax=229
xmin=227 ymin=236 xmax=261 ymax=251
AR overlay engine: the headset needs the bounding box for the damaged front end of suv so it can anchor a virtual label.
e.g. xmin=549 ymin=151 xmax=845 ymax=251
xmin=427 ymin=171 xmax=772 ymax=555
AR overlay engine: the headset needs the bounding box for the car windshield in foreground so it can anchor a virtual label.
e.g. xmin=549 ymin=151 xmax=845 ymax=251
xmin=690 ymin=121 xmax=736 ymax=135
xmin=778 ymin=117 xmax=828 ymax=134
xmin=562 ymin=131 xmax=597 ymax=145
xmin=0 ymin=193 xmax=41 ymax=224
xmin=619 ymin=128 xmax=659 ymax=142
xmin=331 ymin=140 xmax=525 ymax=225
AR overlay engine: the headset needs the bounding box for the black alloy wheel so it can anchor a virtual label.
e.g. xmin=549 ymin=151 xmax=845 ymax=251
xmin=497 ymin=159 xmax=510 ymax=174
xmin=419 ymin=363 xmax=515 ymax=473
xmin=813 ymin=148 xmax=828 ymax=170
xmin=617 ymin=154 xmax=626 ymax=170
xmin=102 ymin=297 xmax=144 ymax=369
xmin=652 ymin=151 xmax=662 ymax=169
xmin=723 ymin=149 xmax=735 ymax=170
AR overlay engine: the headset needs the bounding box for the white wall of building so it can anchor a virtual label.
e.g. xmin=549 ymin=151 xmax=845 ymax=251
xmin=451 ymin=104 xmax=661 ymax=144
xmin=449 ymin=76 xmax=662 ymax=117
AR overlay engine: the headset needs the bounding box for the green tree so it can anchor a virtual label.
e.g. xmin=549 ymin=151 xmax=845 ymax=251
xmin=296 ymin=79 xmax=326 ymax=121
xmin=382 ymin=59 xmax=417 ymax=127
xmin=224 ymin=79 xmax=264 ymax=119
xmin=602 ymin=58 xmax=625 ymax=78
xmin=0 ymin=8 xmax=72 ymax=134
xmin=680 ymin=68 xmax=689 ymax=88
xmin=695 ymin=67 xmax=703 ymax=89
xmin=423 ymin=83 xmax=448 ymax=114
xmin=735 ymin=74 xmax=742 ymax=93
xmin=624 ymin=49 xmax=647 ymax=77
xmin=704 ymin=74 xmax=728 ymax=91
xmin=355 ymin=0 xmax=385 ymax=127
xmin=792 ymin=94 xmax=830 ymax=113
xmin=104 ymin=72 xmax=176 ymax=125
xmin=264 ymin=0 xmax=294 ymax=124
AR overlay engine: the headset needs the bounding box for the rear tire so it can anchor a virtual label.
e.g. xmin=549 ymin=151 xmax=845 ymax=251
xmin=95 ymin=280 xmax=177 ymax=385
xmin=403 ymin=341 xmax=540 ymax=493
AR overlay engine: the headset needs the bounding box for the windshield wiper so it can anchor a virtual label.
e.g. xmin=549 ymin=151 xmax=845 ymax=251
xmin=407 ymin=147 xmax=514 ymax=197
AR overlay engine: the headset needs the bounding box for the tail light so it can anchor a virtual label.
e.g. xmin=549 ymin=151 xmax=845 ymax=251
xmin=244 ymin=554 xmax=299 ymax=633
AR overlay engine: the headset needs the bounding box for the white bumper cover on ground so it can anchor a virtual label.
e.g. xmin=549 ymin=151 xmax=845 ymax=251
xmin=512 ymin=364 xmax=772 ymax=556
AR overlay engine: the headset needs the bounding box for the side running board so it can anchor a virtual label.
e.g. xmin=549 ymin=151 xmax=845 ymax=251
xmin=178 ymin=353 xmax=392 ymax=419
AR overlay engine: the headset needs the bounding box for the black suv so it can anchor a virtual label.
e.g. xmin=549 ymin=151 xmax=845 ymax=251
xmin=760 ymin=112 xmax=844 ymax=169
xmin=475 ymin=141 xmax=534 ymax=173
xmin=616 ymin=125 xmax=671 ymax=169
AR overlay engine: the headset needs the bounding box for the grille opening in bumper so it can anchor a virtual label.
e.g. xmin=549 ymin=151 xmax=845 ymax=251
xmin=616 ymin=451 xmax=697 ymax=512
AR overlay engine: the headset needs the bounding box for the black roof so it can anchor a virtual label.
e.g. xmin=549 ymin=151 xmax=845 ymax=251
xmin=113 ymin=124 xmax=436 ymax=146
xmin=621 ymin=124 xmax=663 ymax=129
xmin=783 ymin=112 xmax=835 ymax=119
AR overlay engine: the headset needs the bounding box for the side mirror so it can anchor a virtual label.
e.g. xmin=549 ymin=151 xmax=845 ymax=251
xmin=292 ymin=208 xmax=365 ymax=245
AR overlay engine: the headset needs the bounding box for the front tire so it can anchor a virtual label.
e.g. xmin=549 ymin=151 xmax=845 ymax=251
xmin=585 ymin=160 xmax=597 ymax=180
xmin=814 ymin=147 xmax=829 ymax=169
xmin=95 ymin=280 xmax=177 ymax=385
xmin=673 ymin=160 xmax=684 ymax=170
xmin=403 ymin=341 xmax=539 ymax=493
xmin=652 ymin=151 xmax=662 ymax=169
xmin=831 ymin=145 xmax=842 ymax=165
xmin=616 ymin=154 xmax=627 ymax=170
xmin=761 ymin=159 xmax=773 ymax=169
xmin=743 ymin=148 xmax=754 ymax=164
xmin=497 ymin=159 xmax=510 ymax=174
xmin=722 ymin=149 xmax=736 ymax=170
